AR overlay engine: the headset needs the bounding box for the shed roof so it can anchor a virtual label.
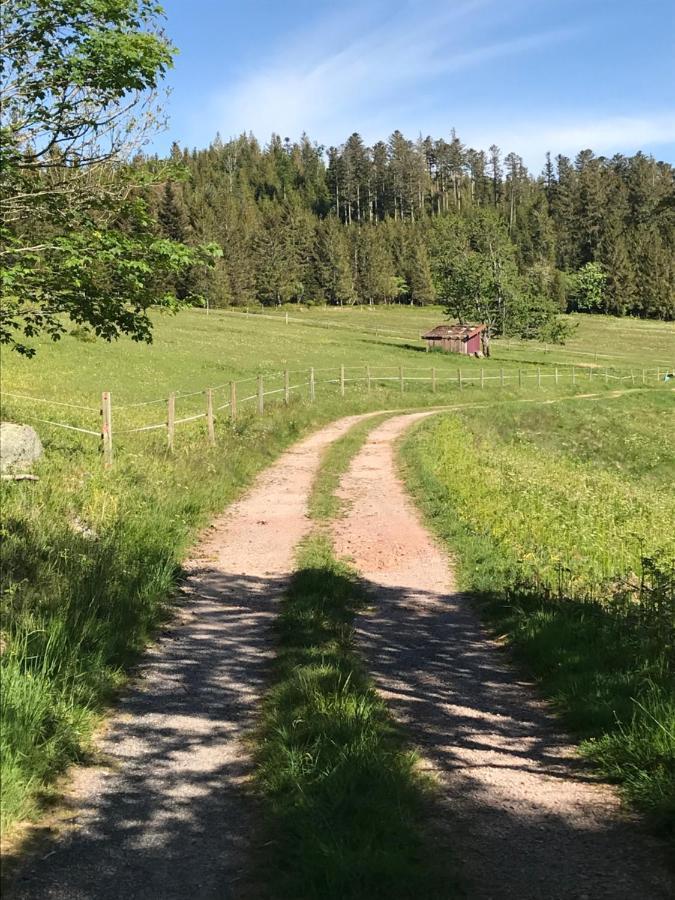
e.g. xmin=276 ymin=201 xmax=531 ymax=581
xmin=422 ymin=323 xmax=486 ymax=340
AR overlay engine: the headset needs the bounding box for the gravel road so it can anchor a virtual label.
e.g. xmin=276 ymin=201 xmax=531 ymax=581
xmin=332 ymin=412 xmax=673 ymax=900
xmin=7 ymin=408 xmax=672 ymax=899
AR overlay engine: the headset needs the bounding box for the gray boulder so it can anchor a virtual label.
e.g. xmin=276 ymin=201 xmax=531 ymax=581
xmin=0 ymin=422 xmax=43 ymax=473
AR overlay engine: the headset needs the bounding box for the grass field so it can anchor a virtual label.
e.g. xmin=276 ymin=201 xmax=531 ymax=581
xmin=3 ymin=307 xmax=673 ymax=409
xmin=0 ymin=306 xmax=673 ymax=841
xmin=401 ymin=389 xmax=675 ymax=830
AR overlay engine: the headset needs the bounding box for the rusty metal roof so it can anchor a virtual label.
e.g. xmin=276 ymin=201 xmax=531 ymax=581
xmin=422 ymin=323 xmax=486 ymax=340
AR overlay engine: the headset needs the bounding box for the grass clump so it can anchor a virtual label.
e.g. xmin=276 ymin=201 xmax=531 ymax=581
xmin=401 ymin=393 xmax=675 ymax=832
xmin=1 ymin=303 xmax=670 ymax=841
xmin=255 ymin=533 xmax=453 ymax=899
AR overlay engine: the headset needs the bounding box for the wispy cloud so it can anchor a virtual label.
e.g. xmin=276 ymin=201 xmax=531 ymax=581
xmin=464 ymin=114 xmax=675 ymax=167
xmin=204 ymin=0 xmax=578 ymax=146
xmin=188 ymin=0 xmax=674 ymax=167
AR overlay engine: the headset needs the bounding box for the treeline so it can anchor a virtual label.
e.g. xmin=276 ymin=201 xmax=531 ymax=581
xmin=144 ymin=131 xmax=675 ymax=323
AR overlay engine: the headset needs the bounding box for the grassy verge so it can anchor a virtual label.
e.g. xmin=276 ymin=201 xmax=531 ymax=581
xmin=400 ymin=393 xmax=674 ymax=832
xmin=2 ymin=299 xmax=668 ymax=842
xmin=255 ymin=533 xmax=454 ymax=899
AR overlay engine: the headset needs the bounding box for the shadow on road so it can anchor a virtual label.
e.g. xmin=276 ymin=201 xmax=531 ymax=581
xmin=6 ymin=568 xmax=287 ymax=900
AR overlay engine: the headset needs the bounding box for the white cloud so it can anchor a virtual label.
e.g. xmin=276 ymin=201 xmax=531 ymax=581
xmin=203 ymin=0 xmax=578 ymax=146
xmin=190 ymin=1 xmax=675 ymax=167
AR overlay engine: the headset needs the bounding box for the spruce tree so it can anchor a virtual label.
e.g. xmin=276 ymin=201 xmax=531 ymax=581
xmin=158 ymin=182 xmax=190 ymax=243
xmin=140 ymin=127 xmax=675 ymax=322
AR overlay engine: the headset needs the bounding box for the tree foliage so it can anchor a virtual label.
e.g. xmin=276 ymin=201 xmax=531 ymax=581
xmin=570 ymin=262 xmax=608 ymax=313
xmin=0 ymin=1 xmax=218 ymax=355
xmin=139 ymin=130 xmax=674 ymax=330
xmin=3 ymin=3 xmax=673 ymax=358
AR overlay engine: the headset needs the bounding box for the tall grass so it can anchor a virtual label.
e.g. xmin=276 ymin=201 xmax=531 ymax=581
xmin=401 ymin=392 xmax=675 ymax=831
xmin=1 ymin=302 xmax=670 ymax=840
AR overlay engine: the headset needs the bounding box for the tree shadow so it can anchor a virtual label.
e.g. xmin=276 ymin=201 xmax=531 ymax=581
xmin=353 ymin=578 xmax=674 ymax=900
xmin=4 ymin=564 xmax=673 ymax=900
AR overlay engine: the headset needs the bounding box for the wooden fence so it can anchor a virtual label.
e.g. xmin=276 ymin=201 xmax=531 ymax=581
xmin=1 ymin=363 xmax=670 ymax=468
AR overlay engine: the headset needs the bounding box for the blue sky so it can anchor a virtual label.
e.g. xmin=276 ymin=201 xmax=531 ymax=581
xmin=154 ymin=0 xmax=675 ymax=169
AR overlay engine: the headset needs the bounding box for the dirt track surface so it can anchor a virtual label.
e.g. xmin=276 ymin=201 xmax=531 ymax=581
xmin=332 ymin=412 xmax=673 ymax=900
xmin=7 ymin=414 xmax=371 ymax=900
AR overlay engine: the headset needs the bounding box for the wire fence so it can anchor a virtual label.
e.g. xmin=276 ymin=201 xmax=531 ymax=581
xmin=1 ymin=362 xmax=671 ymax=468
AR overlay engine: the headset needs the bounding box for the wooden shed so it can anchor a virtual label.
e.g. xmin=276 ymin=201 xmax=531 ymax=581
xmin=422 ymin=323 xmax=486 ymax=355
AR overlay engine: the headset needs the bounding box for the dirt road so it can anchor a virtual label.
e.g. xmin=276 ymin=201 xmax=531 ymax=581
xmin=8 ymin=414 xmax=371 ymax=900
xmin=8 ymin=407 xmax=672 ymax=899
xmin=332 ymin=412 xmax=673 ymax=900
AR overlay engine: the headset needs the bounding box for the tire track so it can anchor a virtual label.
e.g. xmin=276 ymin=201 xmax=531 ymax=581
xmin=332 ymin=412 xmax=672 ymax=900
xmin=7 ymin=413 xmax=373 ymax=900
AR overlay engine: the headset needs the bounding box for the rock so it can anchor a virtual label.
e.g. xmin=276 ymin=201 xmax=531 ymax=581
xmin=0 ymin=422 xmax=43 ymax=474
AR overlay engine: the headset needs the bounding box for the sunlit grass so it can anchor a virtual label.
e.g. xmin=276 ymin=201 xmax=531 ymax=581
xmin=0 ymin=304 xmax=671 ymax=839
xmin=401 ymin=391 xmax=675 ymax=830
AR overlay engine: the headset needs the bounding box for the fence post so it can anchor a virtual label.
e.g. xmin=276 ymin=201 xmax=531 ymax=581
xmin=309 ymin=367 xmax=315 ymax=402
xmin=366 ymin=365 xmax=371 ymax=392
xmin=167 ymin=392 xmax=175 ymax=452
xmin=537 ymin=367 xmax=542 ymax=388
xmin=230 ymin=381 xmax=237 ymax=420
xmin=604 ymin=367 xmax=609 ymax=384
xmin=399 ymin=366 xmax=404 ymax=393
xmin=285 ymin=311 xmax=289 ymax=325
xmin=480 ymin=367 xmax=484 ymax=389
xmin=500 ymin=367 xmax=504 ymax=387
xmin=457 ymin=368 xmax=462 ymax=390
xmin=258 ymin=374 xmax=264 ymax=414
xmin=631 ymin=369 xmax=635 ymax=385
xmin=340 ymin=365 xmax=345 ymax=397
xmin=555 ymin=367 xmax=559 ymax=386
xmin=206 ymin=389 xmax=215 ymax=445
xmin=518 ymin=369 xmax=522 ymax=388
xmin=101 ymin=391 xmax=113 ymax=468
xmin=432 ymin=367 xmax=437 ymax=393
xmin=572 ymin=366 xmax=576 ymax=386
xmin=284 ymin=369 xmax=290 ymax=404
xmin=641 ymin=368 xmax=646 ymax=385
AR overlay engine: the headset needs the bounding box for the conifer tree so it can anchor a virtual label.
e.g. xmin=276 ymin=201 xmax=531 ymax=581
xmin=158 ymin=182 xmax=190 ymax=243
xmin=140 ymin=127 xmax=675 ymax=322
xmin=354 ymin=226 xmax=396 ymax=305
xmin=313 ymin=218 xmax=355 ymax=305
